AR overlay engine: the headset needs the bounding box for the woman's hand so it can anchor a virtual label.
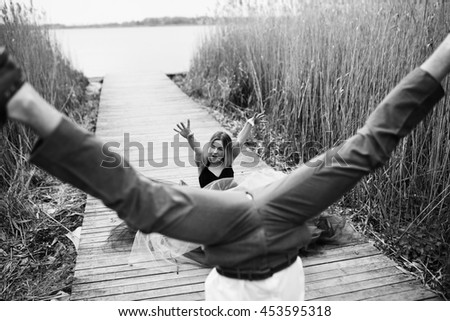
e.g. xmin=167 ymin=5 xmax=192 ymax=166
xmin=247 ymin=112 xmax=265 ymax=126
xmin=174 ymin=119 xmax=193 ymax=139
xmin=174 ymin=119 xmax=202 ymax=163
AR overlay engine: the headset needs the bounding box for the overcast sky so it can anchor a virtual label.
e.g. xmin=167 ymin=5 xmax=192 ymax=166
xmin=7 ymin=0 xmax=218 ymax=25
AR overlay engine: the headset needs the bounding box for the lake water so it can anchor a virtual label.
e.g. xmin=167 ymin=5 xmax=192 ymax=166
xmin=52 ymin=25 xmax=214 ymax=78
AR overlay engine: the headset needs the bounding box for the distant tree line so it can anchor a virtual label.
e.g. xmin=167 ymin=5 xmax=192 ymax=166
xmin=46 ymin=16 xmax=217 ymax=29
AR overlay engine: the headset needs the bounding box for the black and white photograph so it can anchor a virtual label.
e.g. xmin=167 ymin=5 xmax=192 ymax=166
xmin=1 ymin=0 xmax=448 ymax=318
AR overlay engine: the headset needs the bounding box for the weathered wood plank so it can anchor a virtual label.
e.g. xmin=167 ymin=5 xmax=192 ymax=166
xmin=74 ymin=264 xmax=209 ymax=285
xmin=72 ymin=268 xmax=211 ymax=293
xmin=306 ymin=274 xmax=414 ymax=300
xmin=71 ymin=275 xmax=207 ymax=300
xmin=312 ymin=279 xmax=437 ymax=301
xmin=86 ymin=283 xmax=205 ymax=301
xmin=304 ymin=257 xmax=398 ymax=283
xmin=364 ymin=287 xmax=440 ymax=301
xmin=301 ymin=243 xmax=380 ymax=266
xmin=74 ymin=260 xmax=176 ymax=277
xmin=306 ymin=266 xmax=407 ymax=291
xmin=149 ymin=292 xmax=205 ymax=301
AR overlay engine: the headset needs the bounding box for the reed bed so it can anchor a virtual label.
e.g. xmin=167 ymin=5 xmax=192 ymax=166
xmin=0 ymin=2 xmax=93 ymax=299
xmin=186 ymin=0 xmax=450 ymax=297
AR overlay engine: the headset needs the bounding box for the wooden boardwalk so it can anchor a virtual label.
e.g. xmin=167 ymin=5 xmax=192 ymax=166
xmin=70 ymin=71 xmax=441 ymax=301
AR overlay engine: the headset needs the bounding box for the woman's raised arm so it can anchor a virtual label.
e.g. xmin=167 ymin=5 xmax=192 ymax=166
xmin=174 ymin=119 xmax=203 ymax=166
xmin=233 ymin=112 xmax=265 ymax=159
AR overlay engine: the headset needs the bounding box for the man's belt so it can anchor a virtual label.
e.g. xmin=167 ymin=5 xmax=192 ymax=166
xmin=215 ymin=254 xmax=298 ymax=281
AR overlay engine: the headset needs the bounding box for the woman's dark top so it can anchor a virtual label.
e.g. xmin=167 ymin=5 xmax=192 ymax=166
xmin=199 ymin=166 xmax=234 ymax=188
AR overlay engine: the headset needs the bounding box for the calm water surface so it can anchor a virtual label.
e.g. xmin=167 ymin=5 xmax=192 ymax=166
xmin=53 ymin=26 xmax=214 ymax=78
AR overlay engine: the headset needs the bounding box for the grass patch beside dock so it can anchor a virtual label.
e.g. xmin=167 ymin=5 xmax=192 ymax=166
xmin=0 ymin=2 xmax=100 ymax=300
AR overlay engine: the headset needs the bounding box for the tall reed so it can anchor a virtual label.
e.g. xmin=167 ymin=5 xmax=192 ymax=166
xmin=1 ymin=1 xmax=87 ymax=224
xmin=0 ymin=1 xmax=89 ymax=299
xmin=187 ymin=0 xmax=450 ymax=296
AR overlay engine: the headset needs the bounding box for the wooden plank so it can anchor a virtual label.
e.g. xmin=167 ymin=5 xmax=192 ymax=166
xmin=71 ymin=275 xmax=207 ymax=300
xmin=312 ymin=279 xmax=438 ymax=301
xmin=304 ymin=257 xmax=398 ymax=283
xmin=149 ymin=292 xmax=205 ymax=301
xmin=301 ymin=243 xmax=380 ymax=266
xmin=74 ymin=261 xmax=171 ymax=277
xmin=72 ymin=268 xmax=210 ymax=293
xmin=83 ymin=283 xmax=205 ymax=301
xmin=74 ymin=264 xmax=210 ymax=285
xmin=306 ymin=266 xmax=407 ymax=291
xmin=365 ymin=287 xmax=440 ymax=301
xmin=306 ymin=274 xmax=415 ymax=300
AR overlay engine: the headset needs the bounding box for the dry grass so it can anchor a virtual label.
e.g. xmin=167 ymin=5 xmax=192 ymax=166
xmin=184 ymin=0 xmax=450 ymax=298
xmin=0 ymin=2 xmax=99 ymax=300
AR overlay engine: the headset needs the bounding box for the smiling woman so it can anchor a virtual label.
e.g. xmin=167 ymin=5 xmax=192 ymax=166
xmin=174 ymin=113 xmax=264 ymax=188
